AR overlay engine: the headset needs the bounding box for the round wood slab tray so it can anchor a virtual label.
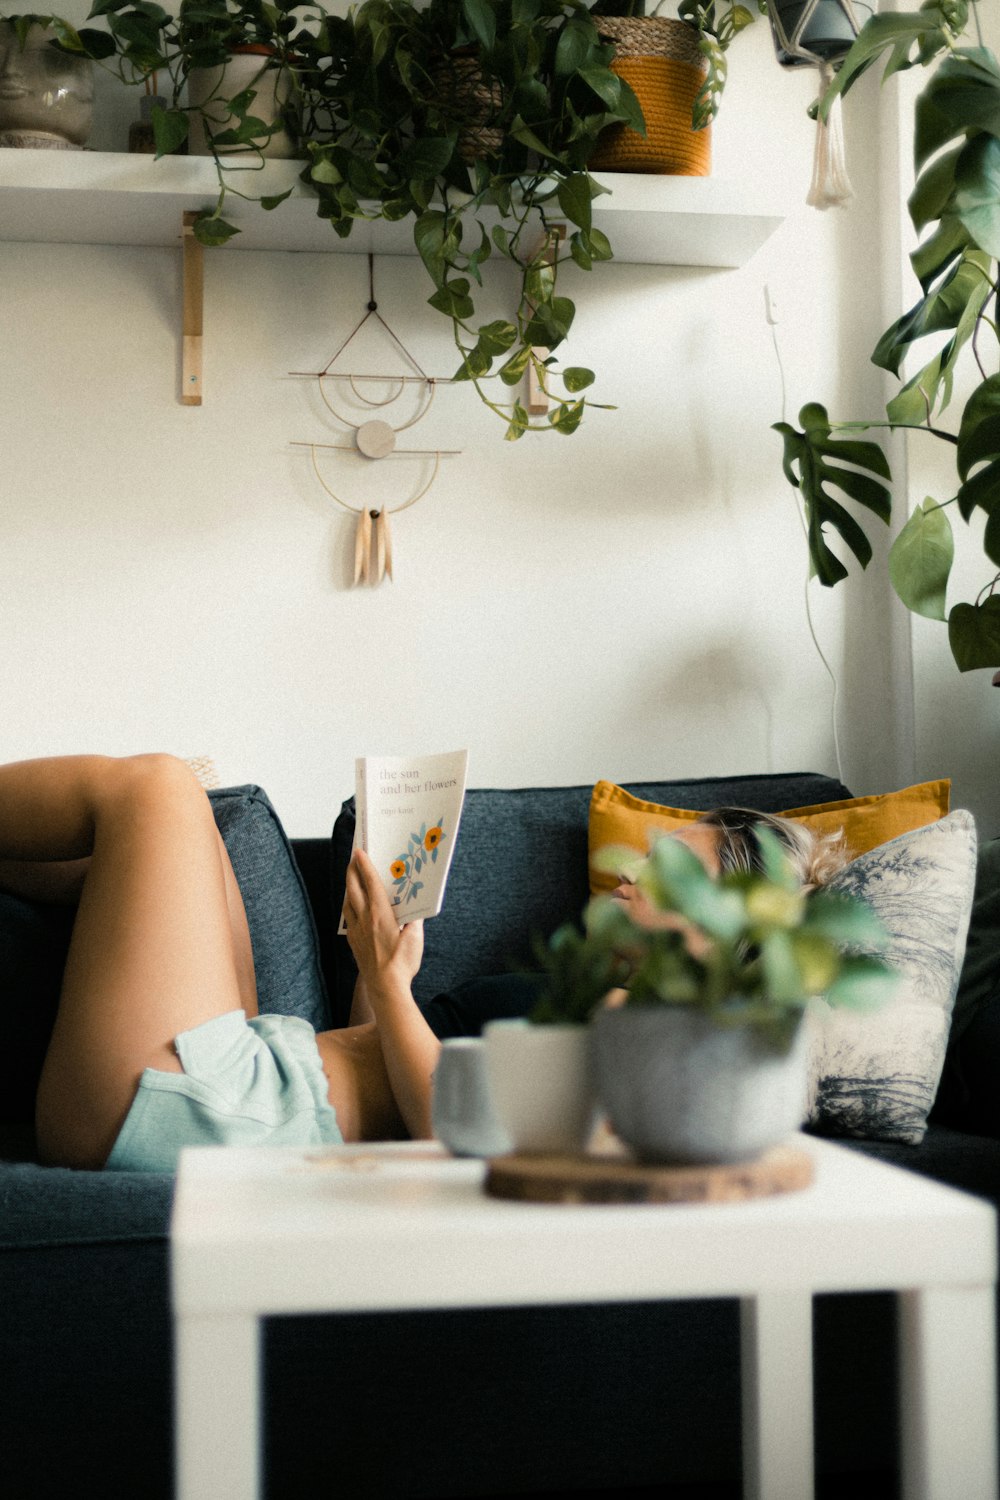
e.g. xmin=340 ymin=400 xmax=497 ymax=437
xmin=484 ymin=1143 xmax=814 ymax=1205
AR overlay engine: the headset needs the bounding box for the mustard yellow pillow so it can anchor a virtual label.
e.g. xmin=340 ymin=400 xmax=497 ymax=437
xmin=588 ymin=778 xmax=952 ymax=895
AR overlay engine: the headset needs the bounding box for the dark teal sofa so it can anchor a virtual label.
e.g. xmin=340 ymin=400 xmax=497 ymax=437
xmin=1 ymin=770 xmax=997 ymax=1500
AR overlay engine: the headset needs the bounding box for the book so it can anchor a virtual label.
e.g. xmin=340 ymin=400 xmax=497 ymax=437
xmin=339 ymin=748 xmax=469 ymax=930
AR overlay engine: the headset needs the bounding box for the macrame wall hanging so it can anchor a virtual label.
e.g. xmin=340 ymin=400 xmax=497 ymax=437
xmin=291 ymin=256 xmax=459 ymax=587
xmin=767 ymin=0 xmax=876 ymax=210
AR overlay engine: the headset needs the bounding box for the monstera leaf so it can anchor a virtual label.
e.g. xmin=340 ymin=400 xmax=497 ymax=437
xmin=773 ymin=405 xmax=892 ymax=586
xmin=957 ymin=376 xmax=1000 ymax=558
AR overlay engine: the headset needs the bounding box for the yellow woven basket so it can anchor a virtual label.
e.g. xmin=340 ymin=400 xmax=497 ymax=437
xmin=589 ymin=17 xmax=711 ymax=176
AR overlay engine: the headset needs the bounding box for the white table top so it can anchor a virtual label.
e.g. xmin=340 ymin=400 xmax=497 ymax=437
xmin=171 ymin=1135 xmax=997 ymax=1319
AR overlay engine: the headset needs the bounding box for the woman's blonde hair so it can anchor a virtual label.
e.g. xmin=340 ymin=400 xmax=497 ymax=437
xmin=696 ymin=807 xmax=847 ymax=890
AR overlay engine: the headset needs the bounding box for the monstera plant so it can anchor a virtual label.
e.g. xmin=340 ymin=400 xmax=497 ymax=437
xmin=774 ymin=1 xmax=1000 ymax=671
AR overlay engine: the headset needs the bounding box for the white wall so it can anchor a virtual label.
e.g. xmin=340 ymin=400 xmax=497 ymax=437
xmin=0 ymin=14 xmax=924 ymax=835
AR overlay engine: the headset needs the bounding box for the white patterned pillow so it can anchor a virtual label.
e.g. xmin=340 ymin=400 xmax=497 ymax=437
xmin=805 ymin=809 xmax=977 ymax=1145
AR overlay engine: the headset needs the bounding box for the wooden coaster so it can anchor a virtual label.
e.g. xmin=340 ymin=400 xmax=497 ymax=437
xmin=483 ymin=1143 xmax=814 ymax=1205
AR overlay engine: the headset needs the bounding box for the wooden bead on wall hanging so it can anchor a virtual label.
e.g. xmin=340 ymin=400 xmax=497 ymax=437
xmin=290 ymin=256 xmax=460 ymax=587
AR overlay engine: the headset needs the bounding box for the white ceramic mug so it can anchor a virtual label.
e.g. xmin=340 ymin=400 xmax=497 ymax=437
xmin=483 ymin=1019 xmax=598 ymax=1154
xmin=431 ymin=1037 xmax=512 ymax=1158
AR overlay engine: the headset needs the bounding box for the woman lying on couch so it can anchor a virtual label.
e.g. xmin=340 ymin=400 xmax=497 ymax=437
xmin=0 ymin=754 xmax=844 ymax=1173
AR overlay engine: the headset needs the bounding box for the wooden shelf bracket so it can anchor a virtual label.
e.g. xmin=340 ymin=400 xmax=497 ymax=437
xmin=182 ymin=210 xmax=204 ymax=406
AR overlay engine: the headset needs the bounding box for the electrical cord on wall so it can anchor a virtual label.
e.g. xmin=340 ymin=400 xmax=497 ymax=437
xmin=767 ymin=291 xmax=847 ymax=788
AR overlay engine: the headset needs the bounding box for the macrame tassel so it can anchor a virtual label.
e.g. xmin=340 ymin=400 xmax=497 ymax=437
xmin=373 ymin=510 xmax=387 ymax=584
xmin=376 ymin=509 xmax=393 ymax=583
xmin=353 ymin=507 xmax=372 ymax=586
xmin=807 ymin=63 xmax=852 ymax=210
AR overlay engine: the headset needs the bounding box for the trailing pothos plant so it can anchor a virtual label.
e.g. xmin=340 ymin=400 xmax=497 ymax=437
xmin=774 ymin=0 xmax=1000 ymax=671
xmin=38 ymin=0 xmax=648 ymax=437
xmin=296 ymin=0 xmax=647 ymax=438
xmin=48 ymin=0 xmax=315 ymax=224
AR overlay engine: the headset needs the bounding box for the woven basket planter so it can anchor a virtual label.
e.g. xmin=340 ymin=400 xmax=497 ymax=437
xmin=588 ymin=16 xmax=710 ymax=176
xmin=433 ymin=48 xmax=504 ymax=166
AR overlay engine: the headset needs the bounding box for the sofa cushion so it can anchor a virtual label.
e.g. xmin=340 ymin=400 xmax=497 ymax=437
xmin=0 ymin=783 xmax=329 ymax=1127
xmin=210 ymin=786 xmax=330 ymax=1032
xmin=806 ymin=810 xmax=977 ymax=1146
xmin=330 ymin=772 xmax=853 ymax=1026
xmin=588 ymin=777 xmax=951 ymax=895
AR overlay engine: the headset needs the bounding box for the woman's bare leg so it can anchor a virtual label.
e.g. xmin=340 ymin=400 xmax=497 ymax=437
xmin=0 ymin=833 xmax=258 ymax=1017
xmin=0 ymin=856 xmax=91 ymax=904
xmin=0 ymin=753 xmax=255 ymax=1169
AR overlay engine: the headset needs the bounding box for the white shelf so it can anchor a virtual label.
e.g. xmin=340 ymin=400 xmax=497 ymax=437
xmin=0 ymin=149 xmax=785 ymax=267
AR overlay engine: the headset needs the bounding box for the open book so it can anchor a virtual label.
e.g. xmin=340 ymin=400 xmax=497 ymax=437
xmin=339 ymin=748 xmax=469 ymax=930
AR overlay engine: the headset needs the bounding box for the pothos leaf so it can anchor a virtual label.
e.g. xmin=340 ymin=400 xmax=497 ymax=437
xmin=192 ymin=214 xmax=240 ymax=246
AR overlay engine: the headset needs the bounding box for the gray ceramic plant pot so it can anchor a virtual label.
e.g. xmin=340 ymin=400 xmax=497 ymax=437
xmin=591 ymin=1005 xmax=809 ymax=1165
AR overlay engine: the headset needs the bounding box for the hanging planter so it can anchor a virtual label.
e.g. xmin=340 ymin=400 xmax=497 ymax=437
xmin=765 ymin=0 xmax=877 ymax=207
xmin=768 ymin=0 xmax=875 ymax=67
xmin=588 ymin=16 xmax=711 ymax=176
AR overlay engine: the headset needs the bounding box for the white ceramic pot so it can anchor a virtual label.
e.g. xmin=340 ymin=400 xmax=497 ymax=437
xmin=0 ymin=22 xmax=94 ymax=149
xmin=483 ymin=1019 xmax=598 ymax=1155
xmin=431 ymin=1037 xmax=512 ymax=1158
xmin=591 ymin=1005 xmax=809 ymax=1165
xmin=187 ymin=45 xmax=296 ymax=159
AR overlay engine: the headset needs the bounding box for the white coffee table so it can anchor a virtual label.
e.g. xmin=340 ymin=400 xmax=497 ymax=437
xmin=171 ymin=1135 xmax=997 ymax=1500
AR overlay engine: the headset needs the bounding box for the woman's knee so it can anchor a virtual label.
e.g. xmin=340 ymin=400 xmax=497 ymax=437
xmin=93 ymin=753 xmax=204 ymax=812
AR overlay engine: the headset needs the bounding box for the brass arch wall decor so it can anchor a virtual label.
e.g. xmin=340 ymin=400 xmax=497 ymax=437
xmin=291 ymin=256 xmax=461 ymax=587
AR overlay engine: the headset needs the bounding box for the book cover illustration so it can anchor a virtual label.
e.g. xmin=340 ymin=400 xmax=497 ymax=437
xmin=341 ymin=748 xmax=469 ymax=929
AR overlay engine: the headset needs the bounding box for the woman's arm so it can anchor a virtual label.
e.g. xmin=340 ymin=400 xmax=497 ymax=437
xmin=342 ymin=848 xmax=440 ymax=1139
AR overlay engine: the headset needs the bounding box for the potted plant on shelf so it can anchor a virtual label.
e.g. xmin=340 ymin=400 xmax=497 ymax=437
xmin=296 ymin=0 xmax=646 ymax=438
xmin=47 ymin=0 xmax=647 ymax=437
xmin=586 ymin=0 xmax=760 ymax=175
xmin=529 ymin=828 xmax=895 ymax=1164
xmin=52 ymin=0 xmax=314 ymax=236
xmin=773 ymin=1 xmax=1000 ymax=672
xmin=0 ymin=12 xmax=97 ymax=148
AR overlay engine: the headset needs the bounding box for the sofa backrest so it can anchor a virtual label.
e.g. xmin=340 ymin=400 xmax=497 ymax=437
xmin=318 ymin=771 xmax=852 ymax=1027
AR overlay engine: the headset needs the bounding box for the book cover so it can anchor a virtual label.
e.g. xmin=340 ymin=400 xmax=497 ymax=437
xmin=340 ymin=748 xmax=469 ymax=929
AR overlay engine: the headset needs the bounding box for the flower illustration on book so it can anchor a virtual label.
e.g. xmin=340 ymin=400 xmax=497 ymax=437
xmin=389 ymin=819 xmax=447 ymax=906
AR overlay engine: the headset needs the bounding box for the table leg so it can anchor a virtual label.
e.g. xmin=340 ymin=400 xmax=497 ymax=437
xmin=175 ymin=1311 xmax=260 ymax=1500
xmin=898 ymin=1285 xmax=998 ymax=1500
xmin=740 ymin=1292 xmax=815 ymax=1500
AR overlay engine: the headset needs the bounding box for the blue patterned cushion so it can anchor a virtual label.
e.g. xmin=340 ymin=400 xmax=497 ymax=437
xmin=806 ymin=810 xmax=978 ymax=1145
